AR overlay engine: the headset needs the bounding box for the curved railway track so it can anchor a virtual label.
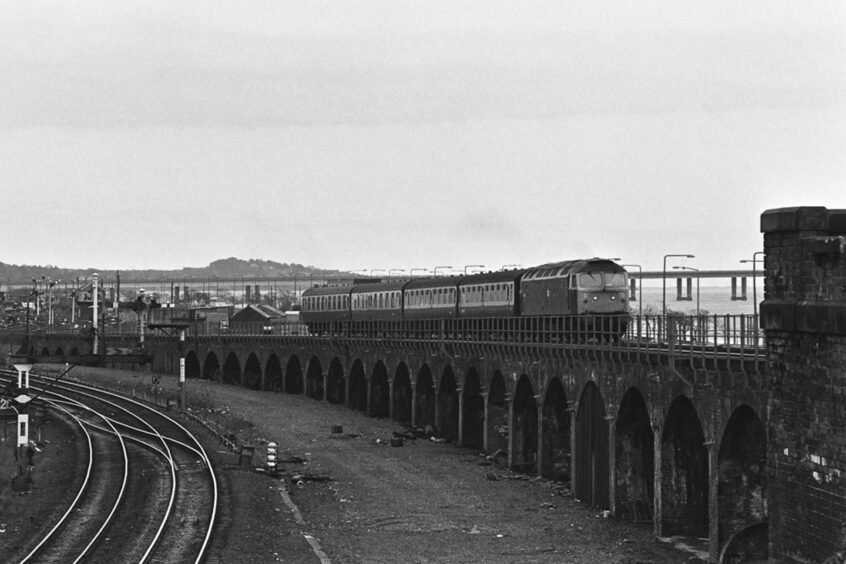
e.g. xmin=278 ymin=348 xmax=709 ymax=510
xmin=0 ymin=370 xmax=219 ymax=563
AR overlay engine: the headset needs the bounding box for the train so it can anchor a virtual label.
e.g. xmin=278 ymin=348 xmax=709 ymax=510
xmin=300 ymin=258 xmax=631 ymax=342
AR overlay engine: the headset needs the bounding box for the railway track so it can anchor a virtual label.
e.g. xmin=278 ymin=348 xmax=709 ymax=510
xmin=0 ymin=370 xmax=219 ymax=563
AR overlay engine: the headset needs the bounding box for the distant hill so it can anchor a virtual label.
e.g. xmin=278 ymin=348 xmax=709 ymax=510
xmin=0 ymin=257 xmax=348 ymax=283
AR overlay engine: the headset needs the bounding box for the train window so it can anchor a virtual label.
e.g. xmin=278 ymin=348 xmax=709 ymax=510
xmin=578 ymin=273 xmax=603 ymax=288
xmin=604 ymin=273 xmax=627 ymax=288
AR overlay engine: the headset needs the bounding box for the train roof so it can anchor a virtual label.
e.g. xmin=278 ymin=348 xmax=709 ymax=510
xmin=350 ymin=281 xmax=408 ymax=294
xmin=522 ymin=258 xmax=625 ymax=280
xmin=457 ymin=268 xmax=527 ymax=286
xmin=404 ymin=276 xmax=461 ymax=290
xmin=301 ymin=284 xmax=354 ymax=297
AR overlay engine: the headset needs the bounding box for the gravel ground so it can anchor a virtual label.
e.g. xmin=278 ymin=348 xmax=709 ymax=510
xmin=7 ymin=365 xmax=706 ymax=563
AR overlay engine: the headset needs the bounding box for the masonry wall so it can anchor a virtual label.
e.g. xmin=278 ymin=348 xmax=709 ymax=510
xmin=761 ymin=206 xmax=846 ymax=562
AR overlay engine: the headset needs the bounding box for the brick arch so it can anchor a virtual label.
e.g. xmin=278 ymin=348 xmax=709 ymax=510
xmin=717 ymin=404 xmax=767 ymax=558
xmin=661 ymin=394 xmax=708 ymax=537
xmin=461 ymin=367 xmax=484 ymax=450
xmin=392 ymin=362 xmax=412 ymax=425
xmin=615 ymin=386 xmax=654 ymax=522
xmin=540 ymin=377 xmax=569 ymax=482
xmin=370 ymin=361 xmax=390 ymax=418
xmin=243 ymin=353 xmax=262 ymax=390
xmin=264 ymin=354 xmax=282 ymax=392
xmin=575 ymin=380 xmax=608 ymax=508
xmin=415 ymin=364 xmax=435 ymax=431
xmin=437 ymin=366 xmax=459 ymax=440
xmin=185 ymin=350 xmax=201 ymax=379
xmin=486 ymin=371 xmax=509 ymax=458
xmin=349 ymin=359 xmax=367 ymax=413
xmin=202 ymin=351 xmax=221 ymax=381
xmin=222 ymin=352 xmax=241 ymax=386
xmin=327 ymin=357 xmax=346 ymax=405
xmin=285 ymin=355 xmax=303 ymax=394
xmin=513 ymin=374 xmax=538 ymax=474
xmin=306 ymin=356 xmax=324 ymax=400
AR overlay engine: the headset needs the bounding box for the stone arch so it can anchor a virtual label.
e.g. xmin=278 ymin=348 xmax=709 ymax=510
xmin=615 ymin=387 xmax=654 ymax=521
xmin=415 ymin=364 xmax=435 ymax=431
xmin=717 ymin=405 xmax=767 ymax=560
xmin=41 ymin=346 xmax=50 ymax=356
xmin=327 ymin=358 xmax=346 ymax=405
xmin=392 ymin=362 xmax=412 ymax=425
xmin=541 ymin=377 xmax=569 ymax=482
xmin=370 ymin=361 xmax=390 ymax=418
xmin=244 ymin=353 xmax=262 ymax=390
xmin=486 ymin=371 xmax=509 ymax=456
xmin=437 ymin=366 xmax=459 ymax=441
xmin=285 ymin=355 xmax=303 ymax=394
xmin=55 ymin=347 xmax=64 ymax=356
xmin=70 ymin=347 xmax=79 ymax=356
xmin=461 ymin=367 xmax=484 ymax=450
xmin=513 ymin=374 xmax=538 ymax=474
xmin=185 ymin=351 xmax=201 ymax=379
xmin=575 ymin=381 xmax=609 ymax=508
xmin=661 ymin=395 xmax=709 ymax=537
xmin=222 ymin=352 xmax=241 ymax=386
xmin=202 ymin=352 xmax=220 ymax=381
xmin=264 ymin=354 xmax=282 ymax=392
xmin=349 ymin=359 xmax=367 ymax=413
xmin=306 ymin=357 xmax=324 ymax=400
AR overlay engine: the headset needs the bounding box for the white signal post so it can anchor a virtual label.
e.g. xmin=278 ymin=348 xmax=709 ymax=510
xmin=92 ymin=273 xmax=99 ymax=355
xmin=12 ymin=363 xmax=33 ymax=448
xmin=179 ymin=328 xmax=186 ymax=409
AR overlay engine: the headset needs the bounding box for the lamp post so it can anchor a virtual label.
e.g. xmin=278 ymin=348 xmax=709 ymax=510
xmin=672 ymin=266 xmax=700 ymax=314
xmin=410 ymin=268 xmax=430 ymax=279
xmin=501 ymin=264 xmax=522 ymax=270
xmin=369 ymin=269 xmax=387 ymax=279
xmin=662 ymin=254 xmax=695 ymax=319
xmin=621 ymin=264 xmax=642 ymax=317
xmin=388 ymin=269 xmax=405 ymax=280
xmin=740 ymin=251 xmax=765 ymax=318
xmin=463 ymin=264 xmax=485 ymax=275
xmin=433 ymin=266 xmax=452 ymax=277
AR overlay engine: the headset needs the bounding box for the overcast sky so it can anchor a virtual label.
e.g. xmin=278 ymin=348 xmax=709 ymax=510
xmin=1 ymin=1 xmax=844 ymax=274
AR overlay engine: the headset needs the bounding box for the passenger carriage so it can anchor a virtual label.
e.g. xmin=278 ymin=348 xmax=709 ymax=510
xmin=300 ymin=285 xmax=352 ymax=336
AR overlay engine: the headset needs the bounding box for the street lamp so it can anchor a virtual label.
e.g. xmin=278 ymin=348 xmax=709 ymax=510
xmin=433 ymin=266 xmax=453 ymax=277
xmin=662 ymin=254 xmax=695 ymax=320
xmin=410 ymin=268 xmax=430 ymax=279
xmin=388 ymin=269 xmax=406 ymax=280
xmin=740 ymin=251 xmax=765 ymax=318
xmin=621 ymin=264 xmax=642 ymax=317
xmin=370 ymin=269 xmax=387 ymax=279
xmin=501 ymin=264 xmax=522 ymax=270
xmin=464 ymin=264 xmax=485 ymax=275
xmin=672 ymin=266 xmax=700 ymax=314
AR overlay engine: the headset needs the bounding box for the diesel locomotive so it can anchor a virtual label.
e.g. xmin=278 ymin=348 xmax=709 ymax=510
xmin=300 ymin=258 xmax=630 ymax=341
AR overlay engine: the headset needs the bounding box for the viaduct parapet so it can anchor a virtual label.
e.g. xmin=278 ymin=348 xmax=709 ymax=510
xmin=761 ymin=206 xmax=846 ymax=562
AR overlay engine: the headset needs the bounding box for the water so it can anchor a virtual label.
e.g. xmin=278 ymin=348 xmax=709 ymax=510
xmin=634 ymin=286 xmax=757 ymax=316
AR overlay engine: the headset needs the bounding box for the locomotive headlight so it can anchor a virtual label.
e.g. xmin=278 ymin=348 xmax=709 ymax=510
xmin=592 ymin=295 xmax=598 ymax=301
xmin=610 ymin=295 xmax=616 ymax=301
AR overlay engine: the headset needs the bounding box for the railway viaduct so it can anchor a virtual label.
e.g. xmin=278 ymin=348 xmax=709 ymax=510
xmin=9 ymin=206 xmax=846 ymax=563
